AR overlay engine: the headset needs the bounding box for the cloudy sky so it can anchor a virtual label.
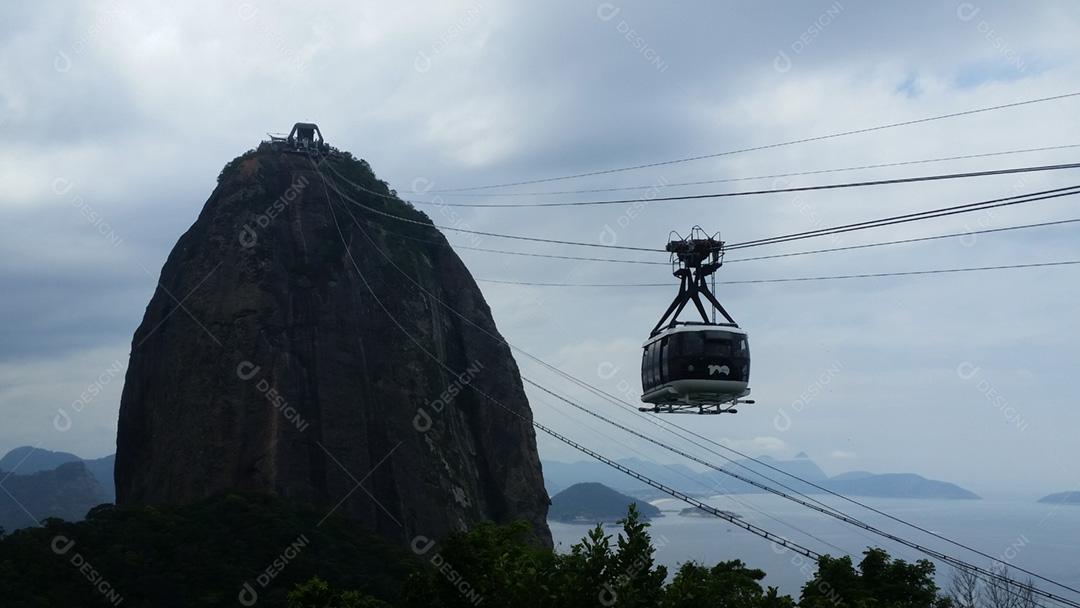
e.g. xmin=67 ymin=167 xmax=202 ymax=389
xmin=2 ymin=0 xmax=1080 ymax=498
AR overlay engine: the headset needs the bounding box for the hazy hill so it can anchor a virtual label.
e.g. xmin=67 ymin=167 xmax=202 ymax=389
xmin=830 ymin=470 xmax=875 ymax=481
xmin=0 ymin=446 xmax=81 ymax=473
xmin=826 ymin=473 xmax=978 ymax=499
xmin=0 ymin=446 xmax=115 ymax=502
xmin=0 ymin=461 xmax=108 ymax=532
xmin=1038 ymin=491 xmax=1080 ymax=505
xmin=549 ymin=482 xmax=661 ymax=523
xmin=543 ymin=454 xmax=979 ymax=500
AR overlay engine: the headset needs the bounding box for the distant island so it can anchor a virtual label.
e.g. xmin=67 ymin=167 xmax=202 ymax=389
xmin=543 ymin=453 xmax=980 ymax=501
xmin=549 ymin=482 xmax=661 ymax=523
xmin=824 ymin=473 xmax=978 ymax=500
xmin=1038 ymin=491 xmax=1080 ymax=505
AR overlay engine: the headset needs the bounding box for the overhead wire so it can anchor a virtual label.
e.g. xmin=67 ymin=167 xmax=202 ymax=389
xmin=328 ymin=141 xmax=1080 ymax=600
xmin=452 ymin=217 xmax=1080 ymax=267
xmin=724 ymin=217 xmax=1080 ymax=264
xmin=328 ymin=177 xmax=862 ymax=557
xmin=524 ymin=380 xmax=1079 ymax=608
xmin=425 ymin=143 xmax=1080 ymax=197
xmin=532 ymin=391 xmax=854 ymax=555
xmin=428 ymin=91 xmax=1080 ymax=192
xmin=321 ymin=169 xmax=664 ymax=252
xmin=326 ymin=159 xmax=1080 ymax=255
xmin=311 ymin=159 xmax=1071 ymax=604
xmin=315 ymin=161 xmax=824 ymax=561
xmin=726 ymin=185 xmax=1080 ymax=250
xmin=346 ymin=214 xmax=670 ymax=265
xmin=490 ymin=305 xmax=1075 ymax=605
xmin=349 ymin=203 xmax=1080 ymax=268
xmin=474 ymin=259 xmax=1080 ymax=288
xmin=542 ymin=367 xmax=1080 ymax=602
xmin=372 ymin=215 xmax=1080 ymax=268
xmin=404 ymin=162 xmax=1080 ymax=208
xmin=332 ymin=168 xmax=891 ymax=556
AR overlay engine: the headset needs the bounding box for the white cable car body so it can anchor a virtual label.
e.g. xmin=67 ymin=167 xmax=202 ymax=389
xmin=641 ymin=324 xmax=750 ymax=406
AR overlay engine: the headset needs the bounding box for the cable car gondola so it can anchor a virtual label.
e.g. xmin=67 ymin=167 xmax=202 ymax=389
xmin=640 ymin=228 xmax=754 ymax=415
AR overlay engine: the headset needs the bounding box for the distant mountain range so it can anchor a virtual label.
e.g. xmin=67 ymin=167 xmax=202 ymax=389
xmin=1038 ymin=491 xmax=1080 ymax=505
xmin=0 ymin=446 xmax=114 ymax=533
xmin=542 ymin=453 xmax=980 ymax=501
xmin=0 ymin=446 xmax=114 ymax=500
xmin=549 ymin=482 xmax=661 ymax=524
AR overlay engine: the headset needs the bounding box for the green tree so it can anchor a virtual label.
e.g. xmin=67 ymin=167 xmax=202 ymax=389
xmin=287 ymin=577 xmax=390 ymax=608
xmin=557 ymin=523 xmax=616 ymax=605
xmin=400 ymin=520 xmax=559 ymax=607
xmin=598 ymin=503 xmax=668 ymax=607
xmin=663 ymin=560 xmax=795 ymax=608
xmin=801 ymin=548 xmax=953 ymax=608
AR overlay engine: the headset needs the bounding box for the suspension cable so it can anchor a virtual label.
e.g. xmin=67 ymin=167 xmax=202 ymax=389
xmin=326 ymin=159 xmax=1080 ymax=255
xmin=315 ymin=164 xmax=824 ymax=561
xmin=428 ymin=91 xmax=1080 ymax=192
xmin=427 ymin=143 xmax=1080 ymax=197
xmin=474 ymin=260 xmax=1080 ymax=288
xmin=315 ymin=159 xmax=1078 ymax=604
xmin=726 ymin=185 xmax=1080 ymax=250
xmin=405 ymin=162 xmax=1080 ymax=208
xmin=524 ymin=380 xmax=1080 ymax=608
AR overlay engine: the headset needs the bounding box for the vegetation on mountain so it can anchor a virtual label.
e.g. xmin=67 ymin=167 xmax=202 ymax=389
xmin=0 ymin=493 xmax=957 ymax=607
xmin=293 ymin=504 xmax=953 ymax=608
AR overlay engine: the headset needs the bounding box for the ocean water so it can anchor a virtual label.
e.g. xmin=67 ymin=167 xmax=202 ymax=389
xmin=549 ymin=495 xmax=1080 ymax=597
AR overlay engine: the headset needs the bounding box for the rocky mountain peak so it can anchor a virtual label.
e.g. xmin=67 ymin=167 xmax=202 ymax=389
xmin=115 ymin=142 xmax=551 ymax=546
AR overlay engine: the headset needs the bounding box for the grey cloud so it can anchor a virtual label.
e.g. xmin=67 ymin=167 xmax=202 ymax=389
xmin=2 ymin=0 xmax=1080 ymax=491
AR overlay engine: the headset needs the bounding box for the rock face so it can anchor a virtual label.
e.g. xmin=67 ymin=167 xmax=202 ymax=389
xmin=115 ymin=144 xmax=551 ymax=546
